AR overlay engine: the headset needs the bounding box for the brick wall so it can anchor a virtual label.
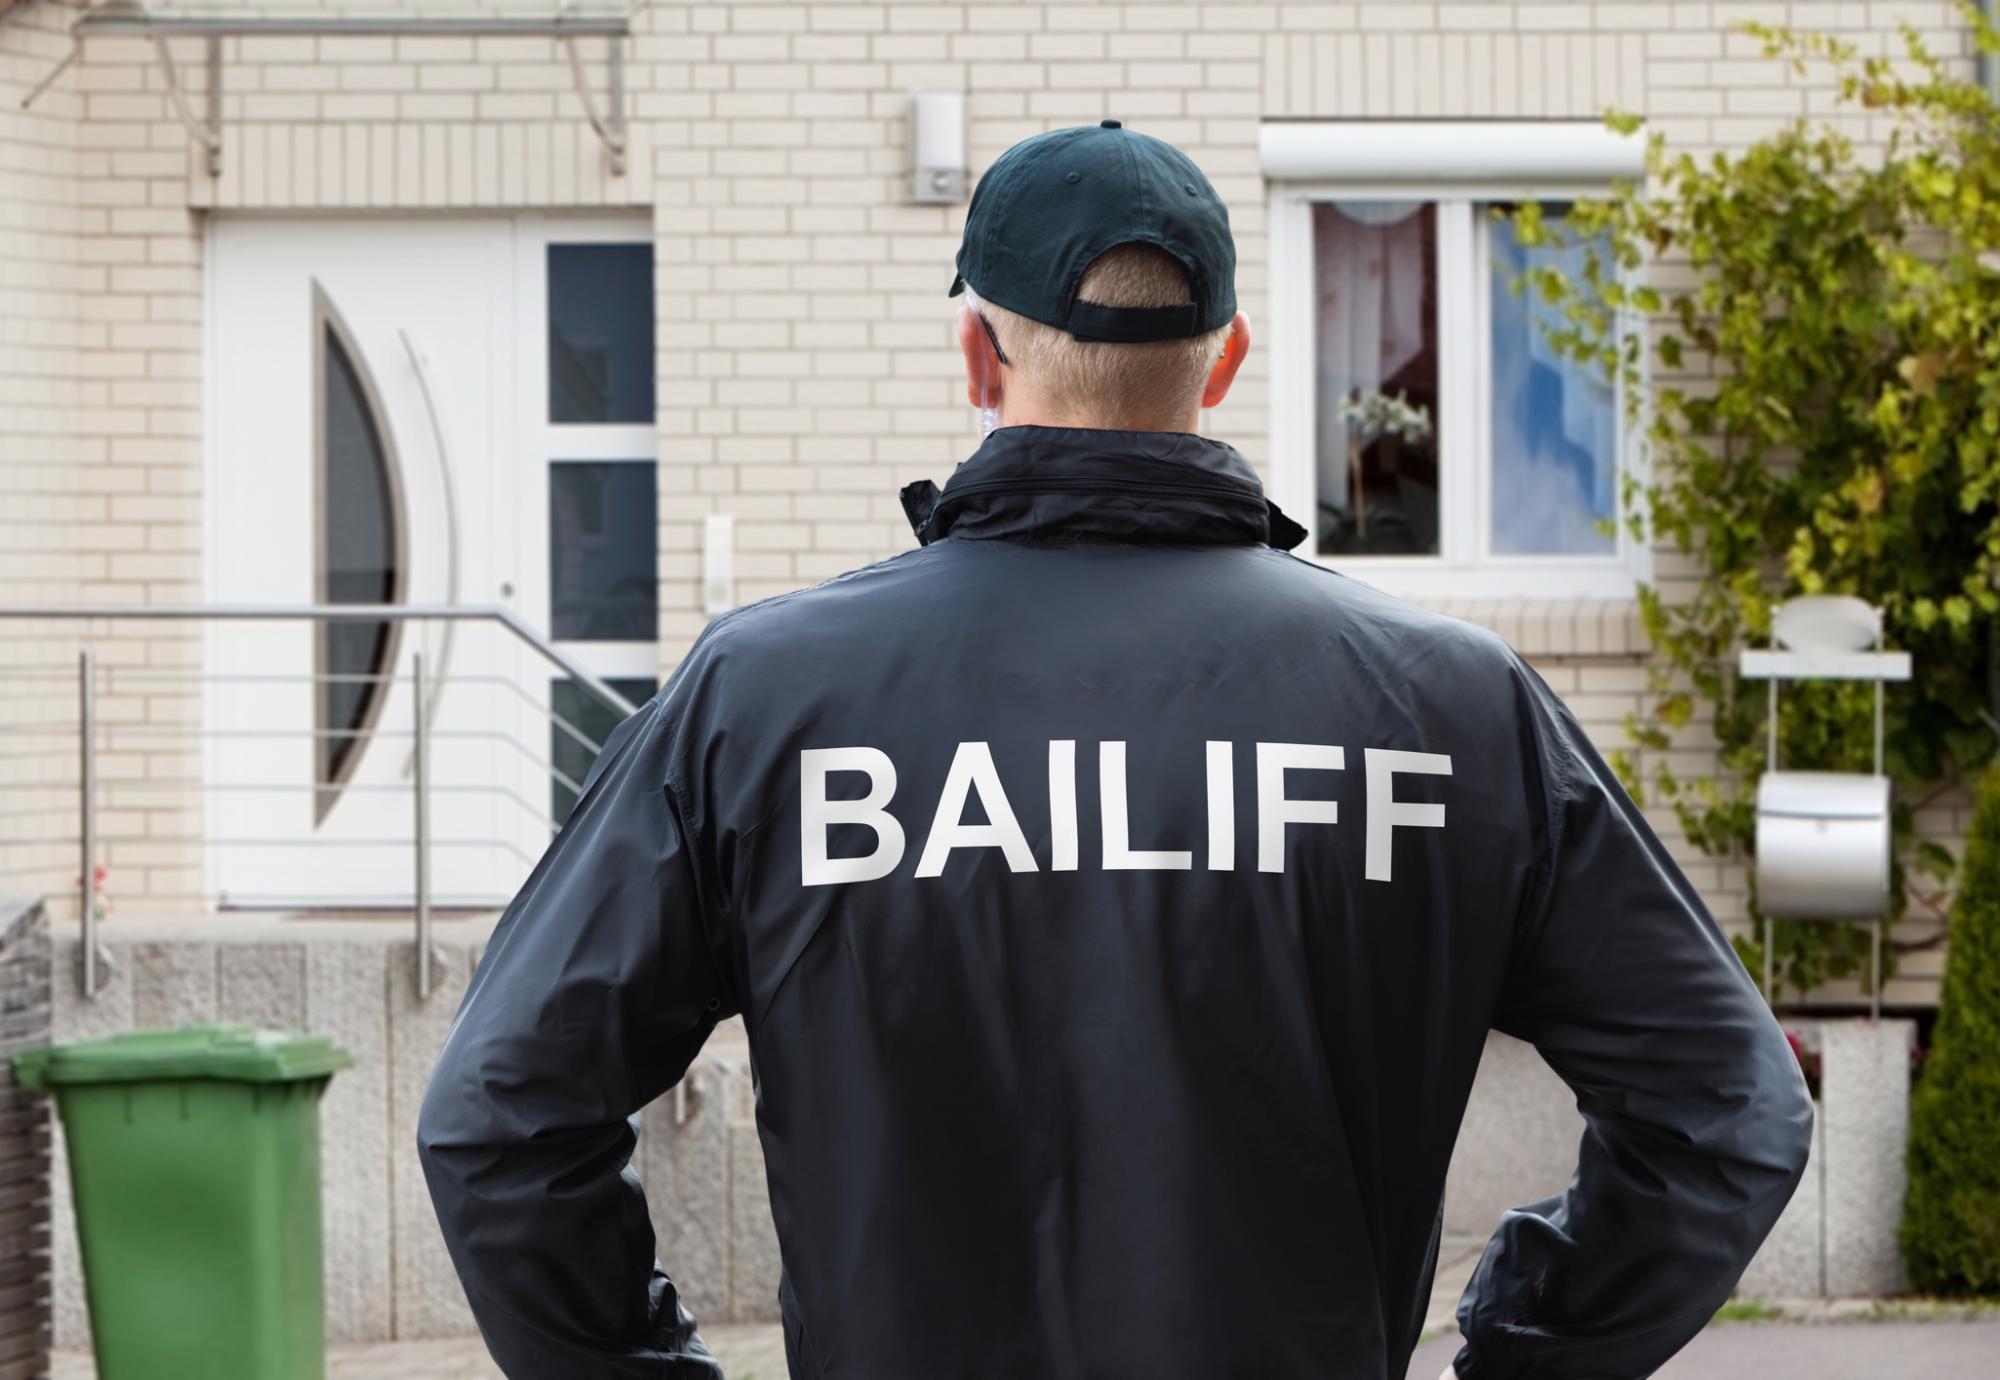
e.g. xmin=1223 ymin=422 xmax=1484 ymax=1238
xmin=0 ymin=0 xmax=86 ymax=913
xmin=0 ymin=0 xmax=1973 ymax=1002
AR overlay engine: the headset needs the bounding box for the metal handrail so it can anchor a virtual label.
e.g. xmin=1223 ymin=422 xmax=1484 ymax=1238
xmin=0 ymin=603 xmax=638 ymax=719
xmin=1 ymin=603 xmax=640 ymax=1001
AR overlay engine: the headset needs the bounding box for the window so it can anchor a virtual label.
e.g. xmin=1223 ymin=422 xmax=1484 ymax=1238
xmin=549 ymin=460 xmax=658 ymax=642
xmin=548 ymin=243 xmax=655 ymax=424
xmin=312 ymin=283 xmax=406 ymax=824
xmin=550 ymin=676 xmax=658 ymax=824
xmin=1487 ymin=211 xmax=1618 ymax=557
xmin=1266 ymin=122 xmax=1646 ymax=601
xmin=536 ymin=231 xmax=660 ymax=827
xmin=1313 ymin=202 xmax=1441 ymax=557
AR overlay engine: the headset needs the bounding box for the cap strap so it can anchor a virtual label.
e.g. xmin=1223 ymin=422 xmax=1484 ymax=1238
xmin=1064 ymin=300 xmax=1201 ymax=343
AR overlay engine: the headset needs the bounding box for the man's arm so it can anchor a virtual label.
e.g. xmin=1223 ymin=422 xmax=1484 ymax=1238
xmin=417 ymin=697 xmax=738 ymax=1379
xmin=1453 ymin=667 xmax=1814 ymax=1380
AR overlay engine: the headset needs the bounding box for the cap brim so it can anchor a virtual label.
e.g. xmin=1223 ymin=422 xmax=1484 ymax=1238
xmin=948 ymin=273 xmax=967 ymax=297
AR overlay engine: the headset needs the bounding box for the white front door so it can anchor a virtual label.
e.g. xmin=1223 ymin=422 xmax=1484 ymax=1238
xmin=206 ymin=214 xmax=658 ymax=908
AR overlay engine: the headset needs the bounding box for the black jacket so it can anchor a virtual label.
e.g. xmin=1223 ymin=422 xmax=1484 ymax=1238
xmin=419 ymin=426 xmax=1813 ymax=1380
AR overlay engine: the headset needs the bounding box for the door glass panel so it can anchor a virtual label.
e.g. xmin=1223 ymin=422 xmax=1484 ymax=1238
xmin=1313 ymin=202 xmax=1440 ymax=557
xmin=1488 ymin=207 xmax=1618 ymax=556
xmin=551 ymin=677 xmax=659 ymax=824
xmin=315 ymin=292 xmax=404 ymax=823
xmin=548 ymin=243 xmax=655 ymax=423
xmin=549 ymin=460 xmax=658 ymax=641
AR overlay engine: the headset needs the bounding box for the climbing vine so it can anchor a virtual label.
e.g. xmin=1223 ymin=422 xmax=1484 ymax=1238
xmin=1515 ymin=8 xmax=2000 ymax=997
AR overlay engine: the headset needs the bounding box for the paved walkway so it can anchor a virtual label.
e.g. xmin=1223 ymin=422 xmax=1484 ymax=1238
xmin=52 ymin=1245 xmax=2000 ymax=1380
xmin=1411 ymin=1317 xmax=2000 ymax=1378
xmin=52 ymin=1237 xmax=1489 ymax=1380
xmin=55 ymin=1317 xmax=2000 ymax=1377
xmin=52 ymin=1322 xmax=795 ymax=1380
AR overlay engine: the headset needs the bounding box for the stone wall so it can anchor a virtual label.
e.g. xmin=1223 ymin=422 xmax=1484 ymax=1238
xmin=41 ymin=916 xmax=781 ymax=1345
xmin=0 ymin=899 xmax=53 ymax=1380
xmin=35 ymin=919 xmax=1913 ymax=1352
xmin=1458 ymin=1019 xmax=1916 ymax=1303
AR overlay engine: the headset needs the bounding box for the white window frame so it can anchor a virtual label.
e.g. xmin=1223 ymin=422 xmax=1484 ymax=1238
xmin=1265 ymin=122 xmax=1649 ymax=602
xmin=513 ymin=214 xmax=660 ymax=685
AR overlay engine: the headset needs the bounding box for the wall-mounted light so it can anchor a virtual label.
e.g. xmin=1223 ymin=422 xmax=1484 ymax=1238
xmin=909 ymin=90 xmax=967 ymax=204
xmin=702 ymin=513 xmax=735 ymax=618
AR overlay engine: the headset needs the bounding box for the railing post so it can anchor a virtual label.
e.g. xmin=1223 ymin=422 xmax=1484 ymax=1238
xmin=413 ymin=652 xmax=433 ymax=1000
xmin=77 ymin=648 xmax=98 ymax=1001
xmin=1763 ymin=915 xmax=1775 ymax=1005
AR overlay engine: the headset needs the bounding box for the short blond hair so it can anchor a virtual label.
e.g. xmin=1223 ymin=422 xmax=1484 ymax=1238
xmin=973 ymin=243 xmax=1231 ymax=430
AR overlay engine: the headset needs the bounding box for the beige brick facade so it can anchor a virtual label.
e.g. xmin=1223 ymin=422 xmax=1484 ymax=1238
xmin=0 ymin=0 xmax=1974 ymax=1005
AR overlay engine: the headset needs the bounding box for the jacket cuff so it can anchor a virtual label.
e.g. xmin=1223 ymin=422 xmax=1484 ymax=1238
xmin=1452 ymin=1344 xmax=1487 ymax=1380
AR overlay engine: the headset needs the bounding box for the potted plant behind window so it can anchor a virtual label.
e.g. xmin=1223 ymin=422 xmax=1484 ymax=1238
xmin=1335 ymin=387 xmax=1431 ymax=551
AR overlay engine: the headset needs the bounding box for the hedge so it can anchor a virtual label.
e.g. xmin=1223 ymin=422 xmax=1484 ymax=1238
xmin=1901 ymin=766 xmax=2000 ymax=1294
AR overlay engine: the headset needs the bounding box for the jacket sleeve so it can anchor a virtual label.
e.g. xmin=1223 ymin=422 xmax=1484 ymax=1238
xmin=416 ymin=694 xmax=740 ymax=1379
xmin=1453 ymin=664 xmax=1814 ymax=1380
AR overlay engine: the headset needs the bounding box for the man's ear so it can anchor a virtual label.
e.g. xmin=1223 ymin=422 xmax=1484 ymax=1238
xmin=1201 ymin=311 xmax=1252 ymax=409
xmin=957 ymin=304 xmax=1004 ymax=410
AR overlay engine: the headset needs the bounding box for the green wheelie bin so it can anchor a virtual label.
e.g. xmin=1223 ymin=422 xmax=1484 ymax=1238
xmin=12 ymin=1023 xmax=351 ymax=1380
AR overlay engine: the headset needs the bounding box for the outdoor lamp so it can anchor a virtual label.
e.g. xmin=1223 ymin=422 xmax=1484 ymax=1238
xmin=909 ymin=90 xmax=967 ymax=204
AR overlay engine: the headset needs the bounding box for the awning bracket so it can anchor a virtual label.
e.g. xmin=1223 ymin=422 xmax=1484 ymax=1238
xmin=21 ymin=5 xmax=632 ymax=178
xmin=563 ymin=32 xmax=628 ymax=177
xmin=151 ymin=33 xmax=221 ymax=177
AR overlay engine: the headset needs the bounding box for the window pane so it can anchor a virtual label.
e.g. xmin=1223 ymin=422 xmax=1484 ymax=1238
xmin=548 ymin=243 xmax=655 ymax=424
xmin=549 ymin=461 xmax=658 ymax=642
xmin=1313 ymin=202 xmax=1440 ymax=557
xmin=550 ymin=677 xmax=659 ymax=824
xmin=1488 ymin=209 xmax=1618 ymax=556
xmin=317 ymin=311 xmax=403 ymax=822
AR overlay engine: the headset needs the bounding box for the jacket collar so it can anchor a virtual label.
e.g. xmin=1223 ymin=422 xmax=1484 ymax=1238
xmin=899 ymin=426 xmax=1307 ymax=550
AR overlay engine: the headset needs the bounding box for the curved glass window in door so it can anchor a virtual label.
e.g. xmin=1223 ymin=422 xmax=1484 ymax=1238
xmin=312 ymin=282 xmax=407 ymax=824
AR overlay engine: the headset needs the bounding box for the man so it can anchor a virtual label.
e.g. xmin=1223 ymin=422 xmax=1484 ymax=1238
xmin=419 ymin=122 xmax=1812 ymax=1380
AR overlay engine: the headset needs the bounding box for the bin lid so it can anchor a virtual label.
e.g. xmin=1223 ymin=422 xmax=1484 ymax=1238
xmin=1757 ymin=770 xmax=1891 ymax=820
xmin=11 ymin=1023 xmax=351 ymax=1091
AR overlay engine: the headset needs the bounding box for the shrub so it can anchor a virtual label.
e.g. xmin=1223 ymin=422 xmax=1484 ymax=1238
xmin=1902 ymin=767 xmax=2000 ymax=1295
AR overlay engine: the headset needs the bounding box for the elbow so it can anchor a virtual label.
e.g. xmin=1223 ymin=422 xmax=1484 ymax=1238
xmin=415 ymin=1048 xmax=494 ymax=1270
xmin=414 ymin=1078 xmax=444 ymax=1176
xmin=1742 ymin=1033 xmax=1816 ymax=1217
xmin=1765 ymin=1016 xmax=1817 ymax=1183
xmin=415 ymin=1045 xmax=474 ymax=1194
xmin=1779 ymin=1067 xmax=1816 ymax=1187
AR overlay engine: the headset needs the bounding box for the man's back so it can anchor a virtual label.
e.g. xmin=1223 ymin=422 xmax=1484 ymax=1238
xmin=420 ymin=426 xmax=1812 ymax=1380
xmin=711 ymin=429 xmax=1515 ymax=1376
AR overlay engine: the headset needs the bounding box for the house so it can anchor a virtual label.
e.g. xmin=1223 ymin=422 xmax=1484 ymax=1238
xmin=0 ymin=0 xmax=1960 ymax=1339
xmin=9 ymin=0 xmax=1963 ymax=996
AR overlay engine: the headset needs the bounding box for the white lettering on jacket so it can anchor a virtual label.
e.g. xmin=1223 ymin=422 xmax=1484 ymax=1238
xmin=799 ymin=747 xmax=906 ymax=886
xmin=1257 ymin=742 xmax=1344 ymax=874
xmin=914 ymin=742 xmax=1038 ymax=878
xmin=1365 ymin=748 xmax=1453 ymax=882
xmin=799 ymin=741 xmax=1451 ymax=885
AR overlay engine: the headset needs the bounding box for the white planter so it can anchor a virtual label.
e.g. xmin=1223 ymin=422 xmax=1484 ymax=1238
xmin=1740 ymin=1018 xmax=1911 ymax=1299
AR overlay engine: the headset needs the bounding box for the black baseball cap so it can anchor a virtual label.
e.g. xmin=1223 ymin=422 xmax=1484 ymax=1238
xmin=949 ymin=119 xmax=1236 ymax=344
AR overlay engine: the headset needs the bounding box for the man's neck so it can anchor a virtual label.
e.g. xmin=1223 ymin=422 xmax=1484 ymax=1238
xmin=998 ymin=402 xmax=1201 ymax=434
